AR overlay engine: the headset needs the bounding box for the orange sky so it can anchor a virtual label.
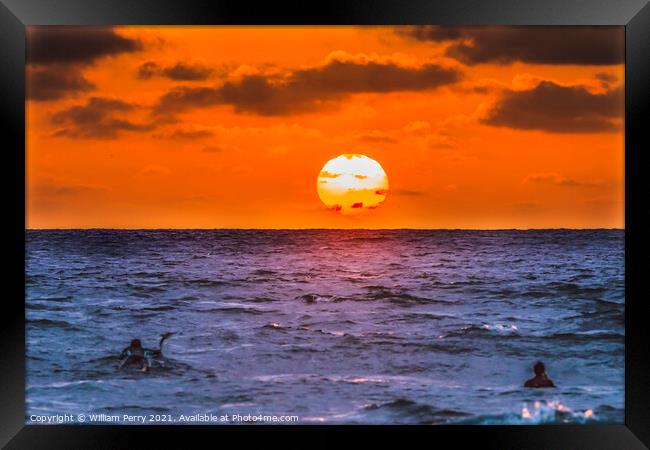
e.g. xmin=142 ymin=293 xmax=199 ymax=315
xmin=26 ymin=26 xmax=624 ymax=229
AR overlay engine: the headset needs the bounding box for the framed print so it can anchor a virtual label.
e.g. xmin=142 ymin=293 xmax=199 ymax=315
xmin=1 ymin=0 xmax=648 ymax=448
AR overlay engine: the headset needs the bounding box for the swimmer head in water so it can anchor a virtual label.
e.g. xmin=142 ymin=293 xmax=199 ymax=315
xmin=524 ymin=361 xmax=556 ymax=388
xmin=118 ymin=334 xmax=174 ymax=372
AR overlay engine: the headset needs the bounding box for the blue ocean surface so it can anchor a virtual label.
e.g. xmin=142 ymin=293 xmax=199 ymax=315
xmin=26 ymin=229 xmax=624 ymax=424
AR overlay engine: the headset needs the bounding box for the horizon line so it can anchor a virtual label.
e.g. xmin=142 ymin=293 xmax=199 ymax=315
xmin=25 ymin=227 xmax=625 ymax=231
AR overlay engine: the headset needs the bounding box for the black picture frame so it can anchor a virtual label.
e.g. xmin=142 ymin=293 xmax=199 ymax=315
xmin=1 ymin=0 xmax=648 ymax=448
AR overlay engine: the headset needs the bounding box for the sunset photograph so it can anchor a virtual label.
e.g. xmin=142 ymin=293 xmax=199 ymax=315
xmin=25 ymin=25 xmax=624 ymax=425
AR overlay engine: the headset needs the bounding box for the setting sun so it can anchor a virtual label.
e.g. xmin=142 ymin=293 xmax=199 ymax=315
xmin=316 ymin=154 xmax=389 ymax=214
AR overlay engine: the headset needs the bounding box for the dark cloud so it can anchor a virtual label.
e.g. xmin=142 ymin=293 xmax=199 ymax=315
xmin=594 ymin=72 xmax=619 ymax=89
xmin=404 ymin=26 xmax=466 ymax=42
xmin=164 ymin=63 xmax=212 ymax=81
xmin=289 ymin=59 xmax=460 ymax=94
xmin=51 ymin=97 xmax=154 ymax=139
xmin=155 ymin=86 xmax=222 ymax=115
xmin=137 ymin=62 xmax=159 ymax=79
xmin=27 ymin=27 xmax=141 ymax=101
xmin=595 ymin=72 xmax=618 ymax=83
xmin=154 ymin=59 xmax=461 ymax=116
xmin=27 ymin=26 xmax=141 ymax=66
xmin=52 ymin=97 xmax=133 ymax=122
xmin=138 ymin=61 xmax=214 ymax=81
xmin=351 ymin=202 xmax=364 ymax=208
xmin=482 ymin=81 xmax=623 ymax=133
xmin=27 ymin=66 xmax=95 ymax=101
xmin=202 ymin=145 xmax=222 ymax=153
xmin=400 ymin=26 xmax=624 ymax=66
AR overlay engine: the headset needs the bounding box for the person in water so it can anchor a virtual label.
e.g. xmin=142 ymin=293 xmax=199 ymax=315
xmin=119 ymin=333 xmax=174 ymax=372
xmin=524 ymin=361 xmax=556 ymax=388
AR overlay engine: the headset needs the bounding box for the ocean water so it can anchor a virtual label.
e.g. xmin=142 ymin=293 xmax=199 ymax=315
xmin=26 ymin=229 xmax=624 ymax=425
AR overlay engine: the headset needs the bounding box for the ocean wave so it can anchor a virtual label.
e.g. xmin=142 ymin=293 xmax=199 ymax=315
xmin=179 ymin=279 xmax=230 ymax=288
xmin=386 ymin=312 xmax=457 ymax=323
xmin=297 ymin=293 xmax=341 ymax=304
xmin=522 ymin=282 xmax=609 ymax=300
xmin=381 ymin=341 xmax=477 ymax=355
xmin=543 ymin=330 xmax=624 ymax=342
xmin=251 ymin=269 xmax=277 ymax=276
xmin=455 ymin=400 xmax=609 ymax=425
xmin=364 ymin=286 xmax=445 ymax=305
xmin=32 ymin=296 xmax=72 ymax=303
xmin=34 ymin=380 xmax=103 ymax=389
xmin=197 ymin=306 xmax=268 ymax=315
xmin=27 ymin=303 xmax=60 ymax=311
xmin=140 ymin=305 xmax=176 ymax=312
xmin=545 ymin=282 xmax=607 ymax=295
xmin=341 ymin=236 xmax=390 ymax=243
xmin=361 ymin=399 xmax=469 ymax=424
xmin=262 ymin=322 xmax=353 ymax=339
xmin=27 ymin=318 xmax=80 ymax=331
xmin=441 ymin=323 xmax=519 ymax=338
xmin=263 ymin=322 xmax=289 ymax=332
xmin=261 ymin=322 xmax=360 ymax=342
xmin=26 ymin=229 xmax=624 ymax=422
xmin=440 ymin=324 xmax=623 ymax=343
xmin=126 ymin=283 xmax=167 ymax=293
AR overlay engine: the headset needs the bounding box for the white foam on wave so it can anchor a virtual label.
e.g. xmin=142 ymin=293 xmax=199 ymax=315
xmin=518 ymin=400 xmax=595 ymax=424
xmin=463 ymin=399 xmax=598 ymax=425
xmin=481 ymin=323 xmax=519 ymax=334
xmin=36 ymin=380 xmax=103 ymax=389
xmin=438 ymin=323 xmax=519 ymax=339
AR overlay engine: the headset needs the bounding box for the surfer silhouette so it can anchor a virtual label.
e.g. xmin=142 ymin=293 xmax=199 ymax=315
xmin=119 ymin=333 xmax=174 ymax=372
xmin=524 ymin=361 xmax=556 ymax=388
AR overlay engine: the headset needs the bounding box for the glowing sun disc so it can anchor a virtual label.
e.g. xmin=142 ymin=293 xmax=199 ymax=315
xmin=316 ymin=154 xmax=389 ymax=214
